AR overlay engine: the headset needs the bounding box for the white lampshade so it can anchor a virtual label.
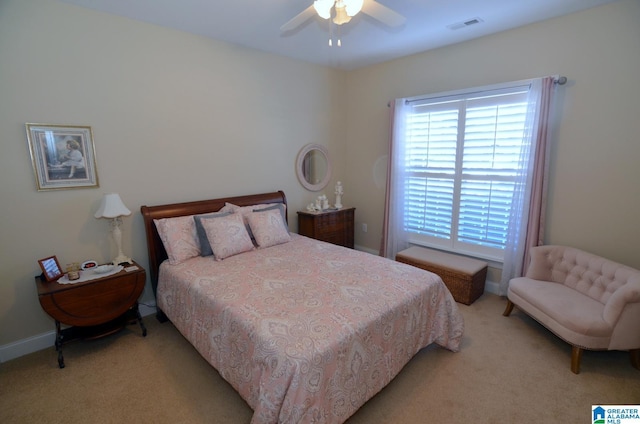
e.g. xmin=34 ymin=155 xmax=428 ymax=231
xmin=313 ymin=0 xmax=333 ymax=19
xmin=344 ymin=0 xmax=363 ymax=16
xmin=94 ymin=193 xmax=131 ymax=219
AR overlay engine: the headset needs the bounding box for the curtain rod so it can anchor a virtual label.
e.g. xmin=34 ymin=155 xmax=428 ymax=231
xmin=555 ymin=76 xmax=567 ymax=85
xmin=388 ymin=75 xmax=569 ymax=107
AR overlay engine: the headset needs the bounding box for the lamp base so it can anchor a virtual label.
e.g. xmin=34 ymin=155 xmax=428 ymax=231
xmin=112 ymin=255 xmax=133 ymax=266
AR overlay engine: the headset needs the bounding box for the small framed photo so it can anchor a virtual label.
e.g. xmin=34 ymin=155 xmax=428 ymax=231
xmin=26 ymin=123 xmax=99 ymax=191
xmin=38 ymin=256 xmax=64 ymax=282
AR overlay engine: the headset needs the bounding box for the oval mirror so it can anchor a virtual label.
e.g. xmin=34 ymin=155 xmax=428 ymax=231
xmin=296 ymin=144 xmax=332 ymax=192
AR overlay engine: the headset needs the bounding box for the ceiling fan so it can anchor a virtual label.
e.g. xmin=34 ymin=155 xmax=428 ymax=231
xmin=280 ymin=0 xmax=406 ymax=33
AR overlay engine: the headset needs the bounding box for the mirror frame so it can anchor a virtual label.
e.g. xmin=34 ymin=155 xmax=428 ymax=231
xmin=296 ymin=143 xmax=332 ymax=192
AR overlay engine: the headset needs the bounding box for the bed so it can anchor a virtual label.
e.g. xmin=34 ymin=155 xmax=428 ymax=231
xmin=141 ymin=190 xmax=464 ymax=424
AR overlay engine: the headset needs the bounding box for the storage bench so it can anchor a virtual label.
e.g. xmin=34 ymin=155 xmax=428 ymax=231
xmin=396 ymin=246 xmax=487 ymax=305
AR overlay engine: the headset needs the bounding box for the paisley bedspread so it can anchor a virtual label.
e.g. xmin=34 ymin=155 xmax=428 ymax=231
xmin=157 ymin=234 xmax=464 ymax=424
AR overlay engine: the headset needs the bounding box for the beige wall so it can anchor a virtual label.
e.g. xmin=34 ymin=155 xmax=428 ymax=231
xmin=344 ymin=0 xmax=640 ymax=282
xmin=1 ymin=0 xmax=639 ymax=351
xmin=0 ymin=0 xmax=347 ymax=347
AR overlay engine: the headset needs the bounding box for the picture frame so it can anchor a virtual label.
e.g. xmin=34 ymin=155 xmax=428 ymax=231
xmin=38 ymin=255 xmax=64 ymax=282
xmin=26 ymin=123 xmax=99 ymax=191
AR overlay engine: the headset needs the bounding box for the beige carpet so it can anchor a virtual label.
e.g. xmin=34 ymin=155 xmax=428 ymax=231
xmin=1 ymin=294 xmax=638 ymax=423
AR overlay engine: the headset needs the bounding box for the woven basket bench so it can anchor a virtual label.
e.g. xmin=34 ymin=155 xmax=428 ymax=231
xmin=396 ymin=246 xmax=487 ymax=305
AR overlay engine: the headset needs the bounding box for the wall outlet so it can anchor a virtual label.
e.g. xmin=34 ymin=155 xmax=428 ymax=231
xmin=362 ymin=223 xmax=368 ymax=233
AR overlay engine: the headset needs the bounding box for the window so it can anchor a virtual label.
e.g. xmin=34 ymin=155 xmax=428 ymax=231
xmin=399 ymin=84 xmax=533 ymax=261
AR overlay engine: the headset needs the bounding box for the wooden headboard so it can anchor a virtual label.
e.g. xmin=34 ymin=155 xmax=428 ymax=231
xmin=140 ymin=190 xmax=288 ymax=298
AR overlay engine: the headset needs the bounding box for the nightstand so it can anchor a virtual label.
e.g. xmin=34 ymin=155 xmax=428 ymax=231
xmin=297 ymin=207 xmax=355 ymax=248
xmin=35 ymin=261 xmax=147 ymax=368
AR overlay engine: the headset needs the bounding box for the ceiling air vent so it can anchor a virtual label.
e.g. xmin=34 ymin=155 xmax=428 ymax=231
xmin=447 ymin=17 xmax=484 ymax=31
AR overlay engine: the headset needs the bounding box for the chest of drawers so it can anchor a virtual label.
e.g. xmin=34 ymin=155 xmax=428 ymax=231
xmin=297 ymin=207 xmax=355 ymax=248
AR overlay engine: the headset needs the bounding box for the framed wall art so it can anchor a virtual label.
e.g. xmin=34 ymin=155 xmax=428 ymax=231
xmin=26 ymin=123 xmax=99 ymax=191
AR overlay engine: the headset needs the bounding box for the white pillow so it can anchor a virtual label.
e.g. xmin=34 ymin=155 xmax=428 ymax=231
xmin=220 ymin=202 xmax=284 ymax=240
xmin=220 ymin=202 xmax=279 ymax=215
xmin=154 ymin=216 xmax=199 ymax=265
xmin=246 ymin=208 xmax=292 ymax=248
xmin=220 ymin=202 xmax=282 ymax=223
xmin=201 ymin=212 xmax=254 ymax=260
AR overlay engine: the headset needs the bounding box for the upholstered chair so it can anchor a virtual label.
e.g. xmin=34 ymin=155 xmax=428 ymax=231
xmin=503 ymin=245 xmax=640 ymax=374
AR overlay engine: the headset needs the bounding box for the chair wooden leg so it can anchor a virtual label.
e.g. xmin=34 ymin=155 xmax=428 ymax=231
xmin=571 ymin=346 xmax=582 ymax=374
xmin=630 ymin=349 xmax=640 ymax=370
xmin=503 ymin=299 xmax=515 ymax=317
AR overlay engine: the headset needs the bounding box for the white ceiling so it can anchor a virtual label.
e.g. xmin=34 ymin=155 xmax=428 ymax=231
xmin=57 ymin=0 xmax=618 ymax=70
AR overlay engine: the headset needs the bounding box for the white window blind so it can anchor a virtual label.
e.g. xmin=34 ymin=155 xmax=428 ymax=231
xmin=402 ymin=87 xmax=531 ymax=260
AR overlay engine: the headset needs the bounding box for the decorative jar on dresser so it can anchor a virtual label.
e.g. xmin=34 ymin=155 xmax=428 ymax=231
xmin=297 ymin=207 xmax=355 ymax=248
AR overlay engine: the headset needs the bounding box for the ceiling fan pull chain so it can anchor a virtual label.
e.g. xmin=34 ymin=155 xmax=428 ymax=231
xmin=325 ymin=4 xmax=344 ymax=47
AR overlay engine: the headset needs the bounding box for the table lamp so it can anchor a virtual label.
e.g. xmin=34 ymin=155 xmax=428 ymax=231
xmin=94 ymin=193 xmax=132 ymax=265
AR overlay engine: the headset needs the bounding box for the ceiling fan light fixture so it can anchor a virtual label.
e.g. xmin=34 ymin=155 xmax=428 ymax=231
xmin=314 ymin=0 xmax=362 ymax=24
xmin=313 ymin=0 xmax=333 ymax=20
xmin=332 ymin=4 xmax=351 ymax=25
xmin=344 ymin=0 xmax=364 ymax=17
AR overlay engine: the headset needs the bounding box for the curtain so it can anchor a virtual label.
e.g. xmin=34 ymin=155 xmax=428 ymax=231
xmin=381 ymin=77 xmax=557 ymax=291
xmin=498 ymin=76 xmax=555 ymax=295
xmin=380 ymin=99 xmax=410 ymax=259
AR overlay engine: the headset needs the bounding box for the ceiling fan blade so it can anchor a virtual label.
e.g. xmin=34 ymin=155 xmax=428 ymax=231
xmin=280 ymin=5 xmax=316 ymax=32
xmin=362 ymin=0 xmax=406 ymax=27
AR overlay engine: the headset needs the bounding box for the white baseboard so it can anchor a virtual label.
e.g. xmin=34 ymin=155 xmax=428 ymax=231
xmin=0 ymin=331 xmax=57 ymax=364
xmin=484 ymin=280 xmax=500 ymax=295
xmin=0 ymin=302 xmax=157 ymax=364
xmin=354 ymin=244 xmax=379 ymax=255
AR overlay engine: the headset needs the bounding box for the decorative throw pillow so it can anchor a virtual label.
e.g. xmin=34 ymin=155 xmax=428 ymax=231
xmin=247 ymin=208 xmax=292 ymax=248
xmin=253 ymin=203 xmax=288 ymax=232
xmin=193 ymin=211 xmax=232 ymax=257
xmin=201 ymin=212 xmax=254 ymax=260
xmin=219 ymin=202 xmax=281 ymax=240
xmin=154 ymin=216 xmax=199 ymax=265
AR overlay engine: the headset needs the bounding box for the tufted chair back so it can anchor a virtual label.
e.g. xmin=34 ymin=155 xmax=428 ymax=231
xmin=526 ymin=245 xmax=640 ymax=305
xmin=505 ymin=244 xmax=640 ymax=373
